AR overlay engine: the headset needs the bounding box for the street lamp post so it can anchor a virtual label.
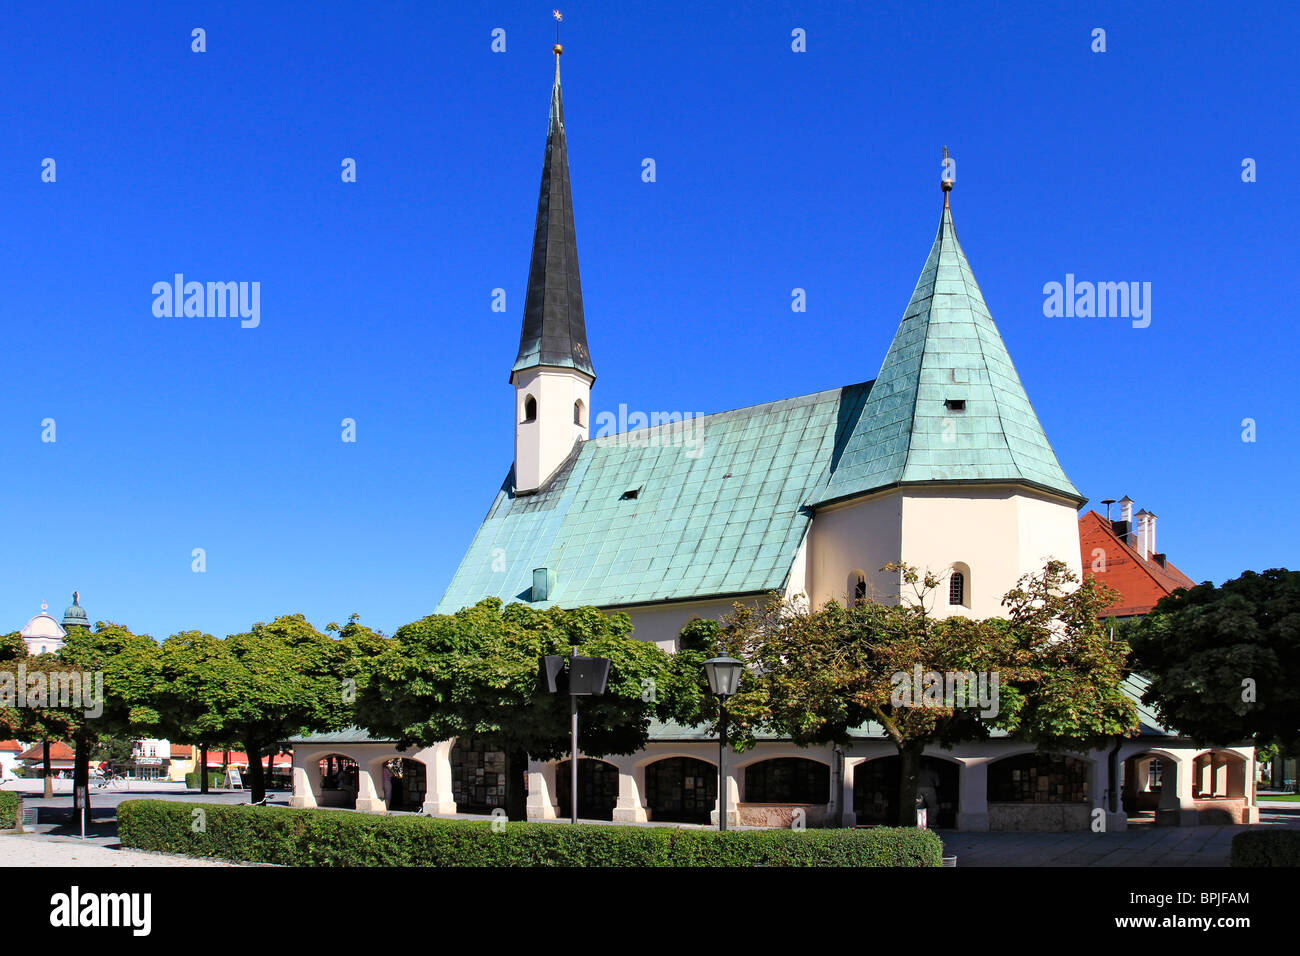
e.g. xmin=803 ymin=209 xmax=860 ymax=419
xmin=703 ymin=656 xmax=743 ymax=832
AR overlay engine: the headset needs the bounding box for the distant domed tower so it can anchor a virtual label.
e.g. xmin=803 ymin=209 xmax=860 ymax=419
xmin=20 ymin=603 xmax=67 ymax=655
xmin=62 ymin=591 xmax=89 ymax=631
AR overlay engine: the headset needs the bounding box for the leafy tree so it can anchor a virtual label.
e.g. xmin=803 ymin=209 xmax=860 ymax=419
xmin=355 ymin=599 xmax=683 ymax=820
xmin=0 ymin=632 xmax=27 ymax=740
xmin=1129 ymin=568 xmax=1300 ymax=764
xmin=58 ymin=622 xmax=163 ymax=813
xmin=216 ymin=615 xmax=351 ymax=803
xmin=156 ymin=631 xmax=241 ymax=793
xmin=703 ymin=561 xmax=1136 ymax=824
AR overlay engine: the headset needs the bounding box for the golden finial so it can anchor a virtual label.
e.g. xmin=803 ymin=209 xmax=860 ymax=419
xmin=553 ymin=10 xmax=563 ymax=55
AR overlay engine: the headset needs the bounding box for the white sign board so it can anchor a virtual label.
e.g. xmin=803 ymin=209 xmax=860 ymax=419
xmin=227 ymin=767 xmax=243 ymax=790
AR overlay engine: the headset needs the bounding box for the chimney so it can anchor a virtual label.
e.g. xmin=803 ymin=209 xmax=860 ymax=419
xmin=1147 ymin=511 xmax=1157 ymax=555
xmin=1114 ymin=495 xmax=1135 ymax=546
xmin=1135 ymin=510 xmax=1151 ymax=560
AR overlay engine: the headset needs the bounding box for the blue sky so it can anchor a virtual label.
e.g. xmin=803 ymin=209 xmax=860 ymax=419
xmin=1 ymin=1 xmax=1294 ymax=641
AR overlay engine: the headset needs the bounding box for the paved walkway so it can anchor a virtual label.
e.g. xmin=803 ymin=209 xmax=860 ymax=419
xmin=0 ymin=833 xmax=235 ymax=867
xmin=937 ymin=824 xmax=1241 ymax=866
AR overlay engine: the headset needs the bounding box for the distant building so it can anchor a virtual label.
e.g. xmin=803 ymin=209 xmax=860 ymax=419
xmin=18 ymin=741 xmax=75 ymax=776
xmin=1080 ymin=500 xmax=1197 ymax=617
xmin=17 ymin=592 xmax=89 ymax=656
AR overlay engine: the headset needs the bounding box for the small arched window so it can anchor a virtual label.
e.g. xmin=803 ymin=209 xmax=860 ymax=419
xmin=849 ymin=570 xmax=867 ymax=607
xmin=949 ymin=570 xmax=966 ymax=606
xmin=522 ymin=395 xmax=537 ymax=423
xmin=574 ymin=399 xmax=585 ymax=427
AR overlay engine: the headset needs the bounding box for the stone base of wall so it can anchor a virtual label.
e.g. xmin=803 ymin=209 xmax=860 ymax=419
xmin=737 ymin=803 xmax=826 ymax=828
xmin=988 ymin=802 xmax=1090 ymax=831
xmin=1191 ymin=798 xmax=1248 ymax=824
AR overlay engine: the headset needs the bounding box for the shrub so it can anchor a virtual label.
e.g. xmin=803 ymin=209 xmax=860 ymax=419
xmin=1231 ymin=830 xmax=1300 ymax=866
xmin=118 ymin=800 xmax=942 ymax=867
xmin=183 ymin=772 xmax=225 ymax=789
xmin=0 ymin=791 xmax=17 ymax=830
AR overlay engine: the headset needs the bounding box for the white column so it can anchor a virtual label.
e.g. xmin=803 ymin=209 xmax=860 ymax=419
xmin=1212 ymin=754 xmax=1229 ymax=796
xmin=613 ymin=760 xmax=648 ymax=823
xmin=956 ymin=759 xmax=989 ymax=831
xmin=840 ymin=760 xmax=858 ymax=827
xmin=354 ymin=763 xmax=386 ymax=813
xmin=709 ymin=767 xmax=739 ymax=828
xmin=527 ymin=759 xmax=559 ymax=820
xmin=1159 ymin=756 xmax=1197 ymax=825
xmin=421 ymin=742 xmax=457 ymax=815
xmin=289 ymin=758 xmax=318 ymax=809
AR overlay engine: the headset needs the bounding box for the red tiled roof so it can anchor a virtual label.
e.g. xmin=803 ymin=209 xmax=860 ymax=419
xmin=1079 ymin=510 xmax=1199 ymax=616
xmin=18 ymin=741 xmax=75 ymax=762
xmin=170 ymin=744 xmax=192 ymax=759
xmin=0 ymin=740 xmax=24 ymax=753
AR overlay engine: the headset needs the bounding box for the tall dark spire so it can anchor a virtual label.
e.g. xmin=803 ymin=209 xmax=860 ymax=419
xmin=511 ymin=42 xmax=595 ymax=382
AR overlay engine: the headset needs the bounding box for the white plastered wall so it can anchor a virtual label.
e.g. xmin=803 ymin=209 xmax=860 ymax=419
xmin=807 ymin=484 xmax=1082 ymax=618
xmin=512 ymin=366 xmax=592 ymax=493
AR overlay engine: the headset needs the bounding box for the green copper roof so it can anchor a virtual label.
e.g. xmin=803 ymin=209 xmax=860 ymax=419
xmin=812 ymin=200 xmax=1082 ymax=507
xmin=437 ymin=383 xmax=872 ymax=612
xmin=511 ymin=56 xmax=595 ymax=381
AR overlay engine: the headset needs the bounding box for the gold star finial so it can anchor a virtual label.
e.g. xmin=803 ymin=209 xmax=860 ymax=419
xmin=553 ymin=10 xmax=563 ymax=55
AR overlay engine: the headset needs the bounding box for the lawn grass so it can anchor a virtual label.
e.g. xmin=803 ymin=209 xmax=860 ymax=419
xmin=1257 ymin=793 xmax=1300 ymax=802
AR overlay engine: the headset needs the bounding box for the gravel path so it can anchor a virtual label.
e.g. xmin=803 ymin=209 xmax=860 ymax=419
xmin=0 ymin=834 xmax=237 ymax=867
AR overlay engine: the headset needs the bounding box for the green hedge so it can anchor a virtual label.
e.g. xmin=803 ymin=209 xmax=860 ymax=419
xmin=0 ymin=791 xmax=17 ymax=830
xmin=183 ymin=772 xmax=225 ymax=789
xmin=118 ymin=800 xmax=941 ymax=867
xmin=1231 ymin=830 xmax=1300 ymax=866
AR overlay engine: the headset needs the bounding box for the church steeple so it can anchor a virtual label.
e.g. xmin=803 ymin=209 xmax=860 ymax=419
xmin=814 ymin=176 xmax=1083 ymax=508
xmin=511 ymin=30 xmax=595 ymax=495
xmin=511 ymin=37 xmax=594 ymax=382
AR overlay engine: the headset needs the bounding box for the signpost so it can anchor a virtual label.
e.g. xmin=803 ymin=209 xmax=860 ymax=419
xmin=75 ymin=785 xmax=88 ymax=839
xmin=227 ymin=767 xmax=243 ymax=790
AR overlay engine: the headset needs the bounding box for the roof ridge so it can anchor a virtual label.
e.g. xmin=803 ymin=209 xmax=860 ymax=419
xmin=587 ymin=380 xmax=874 ymax=443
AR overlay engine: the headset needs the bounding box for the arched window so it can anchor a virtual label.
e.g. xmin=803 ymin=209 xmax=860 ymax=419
xmin=848 ymin=570 xmax=867 ymax=607
xmin=949 ymin=563 xmax=970 ymax=608
xmin=522 ymin=395 xmax=537 ymax=423
xmin=573 ymin=399 xmax=585 ymax=427
xmin=949 ymin=571 xmax=965 ymax=606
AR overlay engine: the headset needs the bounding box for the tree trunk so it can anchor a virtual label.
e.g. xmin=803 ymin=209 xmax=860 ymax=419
xmin=200 ymin=746 xmax=209 ymax=793
xmin=504 ymin=748 xmax=528 ymax=821
xmin=245 ymin=741 xmax=265 ymax=803
xmin=1271 ymin=746 xmax=1281 ymax=789
xmin=896 ymin=740 xmax=925 ymax=827
xmin=72 ymin=735 xmax=91 ymax=818
xmin=42 ymin=740 xmax=53 ymax=798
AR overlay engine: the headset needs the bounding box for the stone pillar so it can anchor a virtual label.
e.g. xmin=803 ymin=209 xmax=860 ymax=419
xmin=956 ymin=760 xmax=989 ymax=831
xmin=709 ymin=767 xmax=739 ymax=828
xmin=289 ymin=761 xmax=318 ymax=809
xmin=354 ymin=763 xmax=386 ymax=813
xmin=1157 ymin=756 xmax=1197 ymax=825
xmin=527 ymin=759 xmax=559 ymax=820
xmin=840 ymin=760 xmax=858 ymax=827
xmin=421 ymin=742 xmax=457 ymax=816
xmin=613 ymin=761 xmax=648 ymax=823
xmin=1212 ymin=754 xmax=1229 ymax=797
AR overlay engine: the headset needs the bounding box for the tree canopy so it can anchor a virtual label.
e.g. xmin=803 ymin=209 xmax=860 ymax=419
xmin=1129 ymin=568 xmax=1300 ymax=751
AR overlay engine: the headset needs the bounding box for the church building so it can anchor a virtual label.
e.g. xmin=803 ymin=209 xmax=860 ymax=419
xmin=289 ymin=48 xmax=1257 ymax=831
